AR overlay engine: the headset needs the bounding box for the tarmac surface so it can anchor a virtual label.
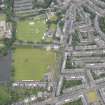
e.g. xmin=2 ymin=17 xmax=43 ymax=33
xmin=0 ymin=50 xmax=12 ymax=82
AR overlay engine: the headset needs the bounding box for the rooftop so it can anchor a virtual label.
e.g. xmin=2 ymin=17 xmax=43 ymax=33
xmin=0 ymin=21 xmax=12 ymax=39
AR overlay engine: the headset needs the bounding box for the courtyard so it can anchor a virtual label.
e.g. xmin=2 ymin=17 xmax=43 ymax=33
xmin=64 ymin=98 xmax=83 ymax=105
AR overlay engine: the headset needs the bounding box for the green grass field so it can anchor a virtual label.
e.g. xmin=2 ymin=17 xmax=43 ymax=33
xmin=86 ymin=90 xmax=97 ymax=103
xmin=16 ymin=16 xmax=46 ymax=42
xmin=13 ymin=48 xmax=56 ymax=80
xmin=0 ymin=15 xmax=6 ymax=21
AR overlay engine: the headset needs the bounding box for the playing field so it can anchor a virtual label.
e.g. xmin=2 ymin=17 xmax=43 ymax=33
xmin=16 ymin=16 xmax=46 ymax=42
xmin=13 ymin=48 xmax=56 ymax=80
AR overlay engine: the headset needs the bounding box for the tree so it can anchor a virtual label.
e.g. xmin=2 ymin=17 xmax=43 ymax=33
xmin=4 ymin=0 xmax=13 ymax=21
xmin=0 ymin=86 xmax=11 ymax=105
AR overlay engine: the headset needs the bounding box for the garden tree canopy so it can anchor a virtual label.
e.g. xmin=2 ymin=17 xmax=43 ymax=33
xmin=100 ymin=0 xmax=105 ymax=2
xmin=99 ymin=16 xmax=105 ymax=33
xmin=0 ymin=86 xmax=11 ymax=105
xmin=33 ymin=0 xmax=52 ymax=9
xmin=4 ymin=0 xmax=13 ymax=21
xmin=0 ymin=85 xmax=46 ymax=104
xmin=72 ymin=30 xmax=80 ymax=48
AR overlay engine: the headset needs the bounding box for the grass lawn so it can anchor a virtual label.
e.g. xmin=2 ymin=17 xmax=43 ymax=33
xmin=50 ymin=15 xmax=57 ymax=22
xmin=50 ymin=23 xmax=57 ymax=32
xmin=16 ymin=16 xmax=46 ymax=42
xmin=99 ymin=16 xmax=105 ymax=33
xmin=0 ymin=41 xmax=4 ymax=48
xmin=63 ymin=79 xmax=82 ymax=89
xmin=86 ymin=90 xmax=97 ymax=103
xmin=13 ymin=47 xmax=56 ymax=80
xmin=0 ymin=15 xmax=6 ymax=21
xmin=0 ymin=15 xmax=6 ymax=41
